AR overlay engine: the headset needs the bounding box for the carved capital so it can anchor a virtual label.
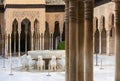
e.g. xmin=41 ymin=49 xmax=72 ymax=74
xmin=69 ymin=1 xmax=78 ymax=21
xmin=65 ymin=1 xmax=69 ymax=22
xmin=115 ymin=2 xmax=120 ymax=23
xmin=84 ymin=0 xmax=94 ymax=20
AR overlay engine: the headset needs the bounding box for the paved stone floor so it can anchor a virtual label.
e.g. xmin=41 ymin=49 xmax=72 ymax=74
xmin=0 ymin=54 xmax=115 ymax=81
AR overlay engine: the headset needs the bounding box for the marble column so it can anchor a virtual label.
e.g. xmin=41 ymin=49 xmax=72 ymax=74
xmin=60 ymin=32 xmax=62 ymax=42
xmin=18 ymin=31 xmax=21 ymax=57
xmin=25 ymin=31 xmax=27 ymax=54
xmin=41 ymin=33 xmax=44 ymax=50
xmin=5 ymin=33 xmax=8 ymax=58
xmin=9 ymin=34 xmax=12 ymax=57
xmin=31 ymin=31 xmax=33 ymax=50
xmin=65 ymin=0 xmax=69 ymax=81
xmin=14 ymin=32 xmax=16 ymax=56
xmin=39 ymin=33 xmax=41 ymax=50
xmin=40 ymin=33 xmax=42 ymax=50
xmin=49 ymin=34 xmax=51 ymax=50
xmin=69 ymin=0 xmax=78 ymax=81
xmin=99 ymin=31 xmax=102 ymax=54
xmin=51 ymin=33 xmax=53 ymax=50
xmin=84 ymin=0 xmax=94 ymax=81
xmin=43 ymin=34 xmax=44 ymax=50
xmin=77 ymin=1 xmax=84 ymax=81
xmin=106 ymin=30 xmax=110 ymax=55
xmin=114 ymin=1 xmax=120 ymax=81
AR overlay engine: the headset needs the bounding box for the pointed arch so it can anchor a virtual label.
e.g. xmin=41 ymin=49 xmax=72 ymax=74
xmin=21 ymin=18 xmax=31 ymax=54
xmin=53 ymin=21 xmax=60 ymax=49
xmin=11 ymin=19 xmax=18 ymax=56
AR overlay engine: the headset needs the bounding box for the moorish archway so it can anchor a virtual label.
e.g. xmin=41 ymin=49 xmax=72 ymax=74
xmin=53 ymin=21 xmax=60 ymax=50
xmin=21 ymin=18 xmax=31 ymax=55
xmin=11 ymin=19 xmax=18 ymax=56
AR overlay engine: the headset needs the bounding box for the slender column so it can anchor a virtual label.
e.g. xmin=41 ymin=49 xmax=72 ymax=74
xmin=51 ymin=33 xmax=53 ymax=50
xmin=43 ymin=34 xmax=44 ymax=50
xmin=18 ymin=31 xmax=20 ymax=57
xmin=99 ymin=31 xmax=102 ymax=54
xmin=25 ymin=31 xmax=27 ymax=54
xmin=41 ymin=33 xmax=44 ymax=50
xmin=14 ymin=32 xmax=16 ymax=56
xmin=36 ymin=34 xmax=38 ymax=50
xmin=60 ymin=32 xmax=62 ymax=42
xmin=38 ymin=34 xmax=40 ymax=50
xmin=69 ymin=0 xmax=78 ymax=81
xmin=84 ymin=1 xmax=94 ymax=81
xmin=37 ymin=34 xmax=39 ymax=50
xmin=107 ymin=30 xmax=110 ymax=55
xmin=49 ymin=33 xmax=51 ymax=50
xmin=55 ymin=37 xmax=57 ymax=50
xmin=65 ymin=0 xmax=69 ymax=81
xmin=39 ymin=33 xmax=40 ymax=50
xmin=5 ymin=33 xmax=8 ymax=58
xmin=9 ymin=34 xmax=12 ymax=58
xmin=31 ymin=31 xmax=33 ymax=50
xmin=114 ymin=1 xmax=120 ymax=81
xmin=76 ymin=1 xmax=84 ymax=81
xmin=41 ymin=33 xmax=43 ymax=50
xmin=40 ymin=33 xmax=41 ymax=50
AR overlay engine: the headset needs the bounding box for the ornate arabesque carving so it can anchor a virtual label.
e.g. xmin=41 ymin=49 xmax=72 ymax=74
xmin=12 ymin=11 xmax=40 ymax=21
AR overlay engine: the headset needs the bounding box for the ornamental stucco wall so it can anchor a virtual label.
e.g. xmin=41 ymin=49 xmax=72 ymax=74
xmin=4 ymin=8 xmax=45 ymax=34
xmin=46 ymin=12 xmax=65 ymax=33
xmin=94 ymin=2 xmax=115 ymax=32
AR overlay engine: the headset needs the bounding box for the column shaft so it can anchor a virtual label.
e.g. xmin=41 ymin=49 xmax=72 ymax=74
xmin=77 ymin=1 xmax=84 ymax=81
xmin=84 ymin=1 xmax=94 ymax=81
xmin=99 ymin=31 xmax=102 ymax=54
xmin=115 ymin=1 xmax=120 ymax=81
xmin=65 ymin=1 xmax=69 ymax=81
xmin=31 ymin=32 xmax=33 ymax=50
xmin=51 ymin=33 xmax=53 ymax=50
xmin=18 ymin=32 xmax=20 ymax=57
xmin=40 ymin=34 xmax=42 ymax=50
xmin=5 ymin=34 xmax=8 ymax=58
xmin=9 ymin=34 xmax=12 ymax=57
xmin=69 ymin=0 xmax=78 ymax=81
xmin=25 ymin=32 xmax=27 ymax=54
xmin=14 ymin=32 xmax=16 ymax=56
xmin=43 ymin=34 xmax=44 ymax=50
xmin=107 ymin=30 xmax=110 ymax=55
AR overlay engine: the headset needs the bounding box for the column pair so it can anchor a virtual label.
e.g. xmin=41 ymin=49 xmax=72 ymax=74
xmin=65 ymin=0 xmax=94 ymax=81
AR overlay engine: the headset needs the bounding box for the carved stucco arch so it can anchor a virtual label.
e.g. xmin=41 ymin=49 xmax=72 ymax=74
xmin=99 ymin=15 xmax=106 ymax=32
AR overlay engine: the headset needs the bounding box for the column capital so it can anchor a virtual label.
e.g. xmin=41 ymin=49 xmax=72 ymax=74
xmin=84 ymin=0 xmax=94 ymax=20
xmin=115 ymin=2 xmax=120 ymax=23
xmin=69 ymin=0 xmax=78 ymax=22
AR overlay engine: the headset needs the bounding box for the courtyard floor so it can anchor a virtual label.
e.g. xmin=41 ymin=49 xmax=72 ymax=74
xmin=0 ymin=54 xmax=115 ymax=81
